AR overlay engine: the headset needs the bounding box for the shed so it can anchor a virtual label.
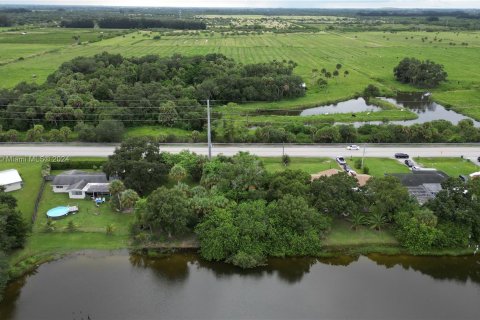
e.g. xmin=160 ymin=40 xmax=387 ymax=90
xmin=0 ymin=169 xmax=23 ymax=192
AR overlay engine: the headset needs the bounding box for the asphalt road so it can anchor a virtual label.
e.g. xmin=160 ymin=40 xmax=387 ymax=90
xmin=0 ymin=143 xmax=479 ymax=161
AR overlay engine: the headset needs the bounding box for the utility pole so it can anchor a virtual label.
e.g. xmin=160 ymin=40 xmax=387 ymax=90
xmin=207 ymin=99 xmax=212 ymax=160
xmin=361 ymin=144 xmax=366 ymax=170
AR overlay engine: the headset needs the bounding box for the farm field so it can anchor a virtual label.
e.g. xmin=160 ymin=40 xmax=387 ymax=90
xmin=0 ymin=28 xmax=479 ymax=125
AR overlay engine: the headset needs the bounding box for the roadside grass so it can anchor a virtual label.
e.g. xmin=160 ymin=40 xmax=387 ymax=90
xmin=324 ymin=219 xmax=398 ymax=247
xmin=261 ymin=157 xmax=336 ymax=174
xmin=345 ymin=157 xmax=410 ymax=177
xmin=33 ymin=183 xmax=135 ymax=235
xmin=124 ymin=126 xmax=195 ymax=139
xmin=0 ymin=161 xmax=43 ymax=222
xmin=414 ymin=157 xmax=479 ymax=177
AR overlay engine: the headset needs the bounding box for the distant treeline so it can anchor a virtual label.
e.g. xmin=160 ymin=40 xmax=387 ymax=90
xmin=0 ymin=15 xmax=11 ymax=27
xmin=358 ymin=10 xmax=480 ymax=19
xmin=60 ymin=17 xmax=207 ymax=30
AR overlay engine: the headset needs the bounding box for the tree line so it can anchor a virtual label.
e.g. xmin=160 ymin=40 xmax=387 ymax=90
xmin=0 ymin=52 xmax=304 ymax=137
xmin=0 ymin=188 xmax=29 ymax=302
xmin=104 ymin=137 xmax=480 ymax=268
xmin=60 ymin=17 xmax=207 ymax=30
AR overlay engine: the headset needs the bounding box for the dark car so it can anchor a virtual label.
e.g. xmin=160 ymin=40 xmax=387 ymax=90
xmin=404 ymin=159 xmax=414 ymax=167
xmin=395 ymin=153 xmax=409 ymax=159
xmin=478 ymin=156 xmax=480 ymax=162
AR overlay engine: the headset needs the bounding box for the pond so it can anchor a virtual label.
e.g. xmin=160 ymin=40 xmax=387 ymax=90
xmin=299 ymin=98 xmax=382 ymax=116
xmin=1 ymin=251 xmax=479 ymax=320
xmin=253 ymin=92 xmax=479 ymax=127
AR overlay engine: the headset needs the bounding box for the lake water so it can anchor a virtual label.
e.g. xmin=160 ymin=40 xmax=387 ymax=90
xmin=1 ymin=251 xmax=480 ymax=320
xmin=299 ymin=98 xmax=382 ymax=116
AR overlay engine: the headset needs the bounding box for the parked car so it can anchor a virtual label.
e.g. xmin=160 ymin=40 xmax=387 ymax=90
xmin=395 ymin=153 xmax=409 ymax=159
xmin=346 ymin=145 xmax=360 ymax=150
xmin=459 ymin=174 xmax=469 ymax=182
xmin=404 ymin=159 xmax=414 ymax=167
xmin=477 ymin=156 xmax=480 ymax=162
xmin=336 ymin=156 xmax=346 ymax=165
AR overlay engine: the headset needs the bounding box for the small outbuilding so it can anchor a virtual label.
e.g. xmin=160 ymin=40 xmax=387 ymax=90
xmin=0 ymin=169 xmax=23 ymax=192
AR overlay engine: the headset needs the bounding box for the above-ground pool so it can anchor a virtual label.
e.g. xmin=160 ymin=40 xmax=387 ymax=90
xmin=46 ymin=206 xmax=70 ymax=218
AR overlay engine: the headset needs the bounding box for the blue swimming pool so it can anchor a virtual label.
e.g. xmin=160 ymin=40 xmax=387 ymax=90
xmin=46 ymin=206 xmax=70 ymax=218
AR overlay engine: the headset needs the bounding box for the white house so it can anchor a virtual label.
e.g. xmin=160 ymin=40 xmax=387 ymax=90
xmin=51 ymin=170 xmax=111 ymax=199
xmin=0 ymin=169 xmax=23 ymax=192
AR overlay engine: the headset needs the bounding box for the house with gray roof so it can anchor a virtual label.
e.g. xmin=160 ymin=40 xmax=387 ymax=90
xmin=52 ymin=170 xmax=111 ymax=199
xmin=387 ymin=170 xmax=449 ymax=204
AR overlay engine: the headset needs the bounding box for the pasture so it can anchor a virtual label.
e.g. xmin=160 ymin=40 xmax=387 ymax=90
xmin=0 ymin=28 xmax=479 ymax=124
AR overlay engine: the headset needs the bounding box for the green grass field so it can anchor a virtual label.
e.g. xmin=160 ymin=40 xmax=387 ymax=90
xmin=33 ymin=184 xmax=135 ymax=234
xmin=415 ymin=157 xmax=479 ymax=177
xmin=261 ymin=157 xmax=337 ymax=173
xmin=324 ymin=219 xmax=398 ymax=247
xmin=124 ymin=126 xmax=194 ymax=139
xmin=0 ymin=28 xmax=479 ymax=124
xmin=345 ymin=157 xmax=410 ymax=177
xmin=0 ymin=161 xmax=43 ymax=222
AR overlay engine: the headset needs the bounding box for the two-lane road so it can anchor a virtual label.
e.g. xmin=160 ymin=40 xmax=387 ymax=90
xmin=0 ymin=143 xmax=479 ymax=160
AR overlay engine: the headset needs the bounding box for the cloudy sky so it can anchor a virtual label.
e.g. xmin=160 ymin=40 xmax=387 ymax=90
xmin=0 ymin=0 xmax=478 ymax=8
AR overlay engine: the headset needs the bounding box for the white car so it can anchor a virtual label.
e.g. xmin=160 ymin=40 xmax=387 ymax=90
xmin=346 ymin=145 xmax=360 ymax=150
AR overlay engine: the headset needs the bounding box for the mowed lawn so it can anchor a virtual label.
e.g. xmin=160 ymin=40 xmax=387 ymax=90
xmin=345 ymin=157 xmax=410 ymax=177
xmin=324 ymin=219 xmax=398 ymax=247
xmin=0 ymin=161 xmax=43 ymax=222
xmin=0 ymin=29 xmax=479 ymax=121
xmin=34 ymin=183 xmax=135 ymax=235
xmin=415 ymin=157 xmax=479 ymax=177
xmin=261 ymin=157 xmax=337 ymax=174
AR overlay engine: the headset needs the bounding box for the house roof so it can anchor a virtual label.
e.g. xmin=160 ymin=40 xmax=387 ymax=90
xmin=52 ymin=170 xmax=108 ymax=186
xmin=66 ymin=179 xmax=88 ymax=191
xmin=388 ymin=171 xmax=449 ymax=204
xmin=388 ymin=171 xmax=449 ymax=187
xmin=0 ymin=169 xmax=22 ymax=186
xmin=82 ymin=183 xmax=110 ymax=193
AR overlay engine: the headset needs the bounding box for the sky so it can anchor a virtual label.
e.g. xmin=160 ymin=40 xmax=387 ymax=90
xmin=0 ymin=0 xmax=479 ymax=9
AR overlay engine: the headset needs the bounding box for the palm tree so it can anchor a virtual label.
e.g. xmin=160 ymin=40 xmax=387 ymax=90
xmin=348 ymin=212 xmax=366 ymax=231
xmin=106 ymin=224 xmax=115 ymax=236
xmin=120 ymin=189 xmax=139 ymax=212
xmin=109 ymin=180 xmax=126 ymax=211
xmin=45 ymin=219 xmax=56 ymax=232
xmin=367 ymin=212 xmax=387 ymax=231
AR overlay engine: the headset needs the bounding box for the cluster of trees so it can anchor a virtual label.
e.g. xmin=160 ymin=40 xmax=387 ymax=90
xmin=0 ymin=188 xmax=29 ymax=302
xmin=394 ymin=178 xmax=480 ymax=252
xmin=0 ymin=15 xmax=11 ymax=27
xmin=0 ymin=53 xmax=304 ymax=139
xmin=60 ymin=18 xmax=207 ymax=30
xmin=213 ymin=119 xmax=480 ymax=144
xmin=394 ymin=57 xmax=448 ymax=88
xmin=107 ymin=137 xmax=480 ymax=268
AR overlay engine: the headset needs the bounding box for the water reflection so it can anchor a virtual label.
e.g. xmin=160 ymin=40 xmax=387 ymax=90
xmin=1 ymin=251 xmax=480 ymax=320
xmin=368 ymin=253 xmax=480 ymax=284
